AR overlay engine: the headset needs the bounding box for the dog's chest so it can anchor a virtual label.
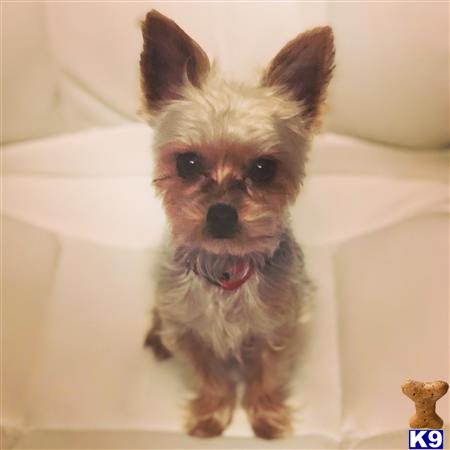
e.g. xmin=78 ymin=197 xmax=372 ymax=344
xmin=190 ymin=284 xmax=261 ymax=359
xmin=157 ymin=234 xmax=303 ymax=359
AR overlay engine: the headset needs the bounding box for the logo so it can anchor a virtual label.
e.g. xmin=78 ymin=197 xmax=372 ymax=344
xmin=409 ymin=430 xmax=444 ymax=449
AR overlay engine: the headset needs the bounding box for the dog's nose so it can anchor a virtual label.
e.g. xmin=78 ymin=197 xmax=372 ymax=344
xmin=206 ymin=203 xmax=238 ymax=238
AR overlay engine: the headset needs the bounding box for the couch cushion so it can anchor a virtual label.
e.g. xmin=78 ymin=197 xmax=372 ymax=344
xmin=43 ymin=2 xmax=327 ymax=125
xmin=2 ymin=3 xmax=63 ymax=143
xmin=2 ymin=126 xmax=448 ymax=449
xmin=42 ymin=2 xmax=449 ymax=149
xmin=326 ymin=2 xmax=449 ymax=149
xmin=4 ymin=3 xmax=448 ymax=149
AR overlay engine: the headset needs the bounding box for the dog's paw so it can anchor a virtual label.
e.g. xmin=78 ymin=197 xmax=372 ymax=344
xmin=144 ymin=331 xmax=172 ymax=361
xmin=247 ymin=404 xmax=292 ymax=440
xmin=186 ymin=397 xmax=234 ymax=438
xmin=187 ymin=416 xmax=226 ymax=438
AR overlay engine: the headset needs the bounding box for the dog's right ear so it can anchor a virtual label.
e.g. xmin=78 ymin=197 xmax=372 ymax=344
xmin=140 ymin=10 xmax=210 ymax=112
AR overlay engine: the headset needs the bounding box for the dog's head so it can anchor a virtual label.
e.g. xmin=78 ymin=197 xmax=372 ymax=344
xmin=140 ymin=10 xmax=334 ymax=256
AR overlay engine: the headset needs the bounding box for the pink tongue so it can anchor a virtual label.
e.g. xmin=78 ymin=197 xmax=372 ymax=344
xmin=228 ymin=260 xmax=247 ymax=277
xmin=219 ymin=260 xmax=253 ymax=290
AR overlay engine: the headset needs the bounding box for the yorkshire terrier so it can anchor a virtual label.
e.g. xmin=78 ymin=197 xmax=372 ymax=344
xmin=140 ymin=10 xmax=334 ymax=440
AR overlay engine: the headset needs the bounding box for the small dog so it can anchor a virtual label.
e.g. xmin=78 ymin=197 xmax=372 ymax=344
xmin=140 ymin=10 xmax=334 ymax=439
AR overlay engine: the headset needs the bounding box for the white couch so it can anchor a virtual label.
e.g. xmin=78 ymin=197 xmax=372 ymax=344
xmin=2 ymin=2 xmax=449 ymax=449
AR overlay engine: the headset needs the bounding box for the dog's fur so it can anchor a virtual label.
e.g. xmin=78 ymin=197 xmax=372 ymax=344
xmin=140 ymin=10 xmax=334 ymax=439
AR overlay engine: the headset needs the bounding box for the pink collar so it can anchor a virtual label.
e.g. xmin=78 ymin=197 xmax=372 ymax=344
xmin=196 ymin=259 xmax=254 ymax=291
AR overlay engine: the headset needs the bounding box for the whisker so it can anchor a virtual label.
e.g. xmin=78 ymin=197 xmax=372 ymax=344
xmin=152 ymin=175 xmax=172 ymax=184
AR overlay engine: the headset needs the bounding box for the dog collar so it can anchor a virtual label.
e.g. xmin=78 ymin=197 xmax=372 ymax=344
xmin=196 ymin=259 xmax=254 ymax=291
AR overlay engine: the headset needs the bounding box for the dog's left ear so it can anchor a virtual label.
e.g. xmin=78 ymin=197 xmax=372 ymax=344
xmin=262 ymin=27 xmax=335 ymax=129
xmin=140 ymin=10 xmax=210 ymax=112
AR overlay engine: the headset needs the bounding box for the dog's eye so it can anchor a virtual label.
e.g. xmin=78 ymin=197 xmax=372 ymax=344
xmin=176 ymin=152 xmax=204 ymax=180
xmin=248 ymin=158 xmax=277 ymax=184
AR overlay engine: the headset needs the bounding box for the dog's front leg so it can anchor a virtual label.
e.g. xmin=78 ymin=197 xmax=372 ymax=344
xmin=144 ymin=309 xmax=172 ymax=361
xmin=179 ymin=333 xmax=237 ymax=438
xmin=242 ymin=344 xmax=293 ymax=439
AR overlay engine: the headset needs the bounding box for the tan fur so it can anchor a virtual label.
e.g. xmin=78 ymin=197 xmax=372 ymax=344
xmin=179 ymin=331 xmax=237 ymax=437
xmin=242 ymin=335 xmax=300 ymax=439
xmin=140 ymin=10 xmax=334 ymax=439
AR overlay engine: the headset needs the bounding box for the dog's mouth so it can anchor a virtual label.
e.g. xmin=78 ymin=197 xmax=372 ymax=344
xmin=215 ymin=259 xmax=253 ymax=290
xmin=175 ymin=247 xmax=266 ymax=289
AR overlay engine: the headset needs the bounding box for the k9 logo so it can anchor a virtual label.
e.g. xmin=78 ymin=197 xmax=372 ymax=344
xmin=409 ymin=430 xmax=444 ymax=449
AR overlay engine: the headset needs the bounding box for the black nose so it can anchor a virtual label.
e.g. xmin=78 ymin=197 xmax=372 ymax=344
xmin=206 ymin=203 xmax=238 ymax=238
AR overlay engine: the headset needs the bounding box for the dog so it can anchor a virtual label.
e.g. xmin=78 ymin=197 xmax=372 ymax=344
xmin=140 ymin=10 xmax=334 ymax=439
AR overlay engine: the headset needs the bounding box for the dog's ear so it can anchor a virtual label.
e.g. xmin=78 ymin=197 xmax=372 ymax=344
xmin=140 ymin=10 xmax=210 ymax=111
xmin=262 ymin=27 xmax=335 ymax=129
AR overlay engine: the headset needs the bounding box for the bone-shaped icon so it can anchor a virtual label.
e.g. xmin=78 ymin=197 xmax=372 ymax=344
xmin=402 ymin=379 xmax=449 ymax=429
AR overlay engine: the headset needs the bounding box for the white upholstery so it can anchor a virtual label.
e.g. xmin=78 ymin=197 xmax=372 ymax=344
xmin=2 ymin=125 xmax=449 ymax=449
xmin=2 ymin=2 xmax=448 ymax=148
xmin=326 ymin=1 xmax=449 ymax=149
xmin=2 ymin=3 xmax=63 ymax=142
xmin=2 ymin=2 xmax=449 ymax=449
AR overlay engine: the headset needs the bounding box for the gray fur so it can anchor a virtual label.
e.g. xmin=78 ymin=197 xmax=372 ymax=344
xmin=154 ymin=229 xmax=310 ymax=361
